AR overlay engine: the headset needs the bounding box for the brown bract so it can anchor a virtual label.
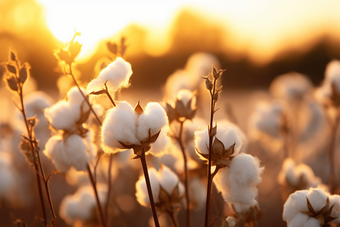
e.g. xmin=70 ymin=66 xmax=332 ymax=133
xmin=155 ymin=184 xmax=184 ymax=213
xmin=197 ymin=138 xmax=236 ymax=168
xmin=232 ymin=204 xmax=263 ymax=227
xmin=301 ymin=197 xmax=338 ymax=226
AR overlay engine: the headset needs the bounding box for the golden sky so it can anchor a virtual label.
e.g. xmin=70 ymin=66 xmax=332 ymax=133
xmin=25 ymin=0 xmax=340 ymax=64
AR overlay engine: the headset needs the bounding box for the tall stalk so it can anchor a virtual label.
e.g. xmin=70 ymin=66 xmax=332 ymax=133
xmin=139 ymin=149 xmax=160 ymax=227
xmin=204 ymin=73 xmax=219 ymax=227
xmin=176 ymin=121 xmax=190 ymax=227
xmin=11 ymin=58 xmax=57 ymax=226
xmin=87 ymin=164 xmax=107 ymax=227
xmin=329 ymin=110 xmax=339 ymax=194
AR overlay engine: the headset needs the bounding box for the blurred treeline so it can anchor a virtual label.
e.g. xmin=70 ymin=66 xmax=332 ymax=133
xmin=1 ymin=0 xmax=340 ymax=92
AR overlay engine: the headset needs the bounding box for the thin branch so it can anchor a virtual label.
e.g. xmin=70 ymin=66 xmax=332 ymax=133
xmin=15 ymin=60 xmax=48 ymax=227
xmin=175 ymin=121 xmax=190 ymax=227
xmin=139 ymin=150 xmax=160 ymax=227
xmin=87 ymin=164 xmax=107 ymax=227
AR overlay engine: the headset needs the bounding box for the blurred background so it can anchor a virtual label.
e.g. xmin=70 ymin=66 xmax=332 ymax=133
xmin=1 ymin=0 xmax=340 ymax=92
xmin=1 ymin=0 xmax=340 ymax=226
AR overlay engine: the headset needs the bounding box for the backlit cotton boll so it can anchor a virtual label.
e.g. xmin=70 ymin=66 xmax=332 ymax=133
xmin=43 ymin=134 xmax=89 ymax=172
xmin=194 ymin=122 xmax=243 ymax=167
xmin=269 ymin=72 xmax=312 ymax=101
xmin=135 ymin=166 xmax=184 ymax=211
xmin=44 ymin=86 xmax=89 ymax=131
xmin=214 ymin=154 xmax=264 ymax=206
xmin=248 ymin=101 xmax=284 ymax=139
xmin=282 ymin=188 xmax=338 ymax=227
xmin=278 ymin=158 xmax=326 ymax=192
xmin=0 ymin=152 xmax=15 ymax=196
xmin=60 ymin=184 xmax=107 ymax=225
xmin=325 ymin=60 xmax=340 ymax=91
xmin=86 ymin=57 xmax=132 ymax=94
xmin=101 ymin=101 xmax=168 ymax=155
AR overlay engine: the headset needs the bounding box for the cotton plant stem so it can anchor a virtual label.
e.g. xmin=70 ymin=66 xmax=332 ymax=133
xmin=139 ymin=150 xmax=160 ymax=227
xmin=329 ymin=111 xmax=339 ymax=194
xmin=167 ymin=211 xmax=180 ymax=227
xmin=105 ymin=155 xmax=113 ymax=225
xmin=15 ymin=61 xmax=48 ymax=227
xmin=204 ymin=77 xmax=218 ymax=227
xmin=177 ymin=121 xmax=190 ymax=227
xmin=68 ymin=64 xmax=102 ymax=125
xmin=87 ymin=164 xmax=107 ymax=227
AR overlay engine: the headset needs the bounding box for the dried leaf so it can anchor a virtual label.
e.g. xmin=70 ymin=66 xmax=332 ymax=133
xmin=10 ymin=51 xmax=16 ymax=61
xmin=5 ymin=64 xmax=16 ymax=74
xmin=106 ymin=41 xmax=118 ymax=55
xmin=19 ymin=63 xmax=30 ymax=83
xmin=6 ymin=76 xmax=18 ymax=92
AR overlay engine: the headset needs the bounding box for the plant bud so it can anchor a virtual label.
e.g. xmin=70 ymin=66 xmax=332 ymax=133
xmin=19 ymin=140 xmax=34 ymax=165
xmin=19 ymin=63 xmax=29 ymax=83
xmin=6 ymin=64 xmax=17 ymax=74
xmin=212 ymin=66 xmax=219 ymax=79
xmin=27 ymin=116 xmax=37 ymax=128
xmin=213 ymin=91 xmax=220 ymax=101
xmin=205 ymin=78 xmax=213 ymax=90
xmin=6 ymin=76 xmax=18 ymax=91
xmin=10 ymin=51 xmax=16 ymax=61
xmin=106 ymin=41 xmax=118 ymax=55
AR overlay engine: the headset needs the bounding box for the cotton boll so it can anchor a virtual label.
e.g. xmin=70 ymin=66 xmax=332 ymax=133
xmin=148 ymin=126 xmax=171 ymax=157
xmin=189 ymin=176 xmax=207 ymax=210
xmin=325 ymin=60 xmax=340 ymax=91
xmin=164 ymin=70 xmax=196 ymax=102
xmin=269 ymin=72 xmax=312 ymax=101
xmin=215 ymin=122 xmax=243 ymax=155
xmin=44 ymin=86 xmax=89 ymax=131
xmin=44 ymin=134 xmax=88 ymax=172
xmin=0 ymin=152 xmax=15 ymax=196
xmin=136 ymin=102 xmax=168 ymax=142
xmin=283 ymin=190 xmax=309 ymax=224
xmin=329 ymin=195 xmax=340 ymax=223
xmin=86 ymin=57 xmax=132 ymax=94
xmin=306 ymin=188 xmax=328 ymax=213
xmin=185 ymin=52 xmax=220 ymax=79
xmin=177 ymin=89 xmax=196 ymax=108
xmin=158 ymin=166 xmax=183 ymax=196
xmin=135 ymin=168 xmax=160 ymax=207
xmin=288 ymin=213 xmax=310 ymax=227
xmin=59 ymin=185 xmax=107 ymax=224
xmin=214 ymin=154 xmax=263 ymax=206
xmin=101 ymin=101 xmax=139 ymax=154
xmin=249 ymin=101 xmax=283 ymax=139
xmin=302 ymin=218 xmax=321 ymax=227
xmin=194 ymin=128 xmax=209 ymax=155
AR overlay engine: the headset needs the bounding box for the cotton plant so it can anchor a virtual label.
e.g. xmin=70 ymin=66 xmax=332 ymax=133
xmin=163 ymin=53 xmax=220 ymax=118
xmin=278 ymin=158 xmax=328 ymax=200
xmin=164 ymin=88 xmax=197 ymax=226
xmin=2 ymin=52 xmax=58 ymax=226
xmin=283 ymin=188 xmax=340 ymax=227
xmin=59 ymin=184 xmax=107 ymax=225
xmin=315 ymin=59 xmax=340 ymax=194
xmin=248 ymin=101 xmax=289 ymax=155
xmin=135 ymin=166 xmax=185 ymax=227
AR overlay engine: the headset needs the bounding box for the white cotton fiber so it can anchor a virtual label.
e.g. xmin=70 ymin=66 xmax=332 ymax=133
xmin=214 ymin=154 xmax=263 ymax=206
xmin=44 ymin=87 xmax=88 ymax=131
xmin=101 ymin=101 xmax=139 ymax=154
xmin=135 ymin=168 xmax=160 ymax=207
xmin=43 ymin=134 xmax=88 ymax=172
xmin=86 ymin=57 xmax=132 ymax=94
xmin=136 ymin=102 xmax=168 ymax=142
xmin=158 ymin=166 xmax=182 ymax=196
xmin=148 ymin=126 xmax=171 ymax=157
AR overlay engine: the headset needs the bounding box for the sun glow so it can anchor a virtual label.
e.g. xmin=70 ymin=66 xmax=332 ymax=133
xmin=37 ymin=0 xmax=340 ymax=64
